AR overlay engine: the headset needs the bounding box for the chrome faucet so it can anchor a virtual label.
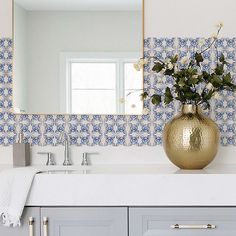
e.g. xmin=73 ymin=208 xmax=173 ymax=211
xmin=81 ymin=152 xmax=89 ymax=166
xmin=38 ymin=152 xmax=56 ymax=166
xmin=60 ymin=132 xmax=72 ymax=166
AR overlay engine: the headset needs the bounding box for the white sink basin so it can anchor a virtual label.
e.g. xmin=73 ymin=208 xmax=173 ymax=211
xmin=38 ymin=165 xmax=183 ymax=175
xmin=27 ymin=164 xmax=236 ymax=207
xmin=38 ymin=164 xmax=236 ymax=175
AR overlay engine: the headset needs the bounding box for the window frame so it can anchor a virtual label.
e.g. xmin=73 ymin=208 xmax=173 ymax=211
xmin=60 ymin=52 xmax=142 ymax=114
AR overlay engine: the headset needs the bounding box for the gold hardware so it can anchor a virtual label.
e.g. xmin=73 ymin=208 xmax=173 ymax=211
xmin=43 ymin=217 xmax=48 ymax=236
xmin=29 ymin=217 xmax=34 ymax=236
xmin=171 ymin=224 xmax=216 ymax=229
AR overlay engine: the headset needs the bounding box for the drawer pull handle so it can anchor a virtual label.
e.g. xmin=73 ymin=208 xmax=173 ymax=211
xmin=171 ymin=224 xmax=216 ymax=229
xmin=29 ymin=217 xmax=34 ymax=236
xmin=43 ymin=217 xmax=48 ymax=236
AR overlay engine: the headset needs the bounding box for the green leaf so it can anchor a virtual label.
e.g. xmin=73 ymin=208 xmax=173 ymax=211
xmin=195 ymin=52 xmax=204 ymax=66
xmin=202 ymin=71 xmax=211 ymax=82
xmin=164 ymin=87 xmax=173 ymax=105
xmin=202 ymin=89 xmax=215 ymax=100
xmin=171 ymin=55 xmax=178 ymax=64
xmin=151 ymin=94 xmax=162 ymax=105
xmin=215 ymin=64 xmax=224 ymax=75
xmin=223 ymin=73 xmax=232 ymax=85
xmin=187 ymin=68 xmax=198 ymax=75
xmin=211 ymin=74 xmax=222 ymax=87
xmin=174 ymin=70 xmax=185 ymax=79
xmin=152 ymin=62 xmax=164 ymax=73
xmin=140 ymin=92 xmax=148 ymax=100
xmin=188 ymin=76 xmax=199 ymax=85
xmin=184 ymin=91 xmax=196 ymax=100
xmin=219 ymin=53 xmax=226 ymax=64
xmin=178 ymin=78 xmax=186 ymax=87
xmin=164 ymin=69 xmax=174 ymax=76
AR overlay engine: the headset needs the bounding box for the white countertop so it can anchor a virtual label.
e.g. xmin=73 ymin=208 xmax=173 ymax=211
xmin=7 ymin=164 xmax=232 ymax=207
xmin=1 ymin=164 xmax=236 ymax=206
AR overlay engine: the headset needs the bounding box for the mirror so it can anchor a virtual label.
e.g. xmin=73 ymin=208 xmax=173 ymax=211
xmin=13 ymin=0 xmax=144 ymax=115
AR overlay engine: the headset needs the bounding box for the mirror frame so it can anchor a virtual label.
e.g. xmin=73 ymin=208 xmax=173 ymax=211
xmin=11 ymin=0 xmax=145 ymax=115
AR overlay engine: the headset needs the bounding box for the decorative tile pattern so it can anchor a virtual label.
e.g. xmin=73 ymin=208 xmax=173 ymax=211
xmin=0 ymin=37 xmax=236 ymax=146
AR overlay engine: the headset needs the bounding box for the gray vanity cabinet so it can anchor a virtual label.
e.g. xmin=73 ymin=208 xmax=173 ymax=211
xmin=41 ymin=207 xmax=128 ymax=236
xmin=0 ymin=207 xmax=40 ymax=236
xmin=129 ymin=207 xmax=236 ymax=236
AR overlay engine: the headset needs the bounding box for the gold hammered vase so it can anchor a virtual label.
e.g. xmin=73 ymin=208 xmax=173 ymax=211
xmin=163 ymin=104 xmax=220 ymax=169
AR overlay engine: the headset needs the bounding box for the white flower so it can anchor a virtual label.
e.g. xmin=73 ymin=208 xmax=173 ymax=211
xmin=181 ymin=56 xmax=190 ymax=65
xmin=174 ymin=65 xmax=179 ymax=73
xmin=192 ymin=75 xmax=198 ymax=79
xmin=139 ymin=58 xmax=148 ymax=66
xmin=143 ymin=108 xmax=149 ymax=115
xmin=213 ymin=92 xmax=221 ymax=99
xmin=167 ymin=62 xmax=174 ymax=70
xmin=206 ymin=83 xmax=213 ymax=90
xmin=165 ymin=58 xmax=171 ymax=64
xmin=133 ymin=59 xmax=148 ymax=71
xmin=133 ymin=63 xmax=141 ymax=71
xmin=199 ymin=38 xmax=206 ymax=47
xmin=216 ymin=21 xmax=224 ymax=28
xmin=211 ymin=33 xmax=218 ymax=40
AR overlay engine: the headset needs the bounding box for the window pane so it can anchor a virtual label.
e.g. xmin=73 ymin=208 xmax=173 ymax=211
xmin=125 ymin=90 xmax=143 ymax=114
xmin=72 ymin=90 xmax=116 ymax=114
xmin=71 ymin=63 xmax=116 ymax=89
xmin=124 ymin=63 xmax=143 ymax=90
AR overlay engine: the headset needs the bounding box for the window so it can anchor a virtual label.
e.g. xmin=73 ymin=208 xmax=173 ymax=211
xmin=60 ymin=52 xmax=143 ymax=114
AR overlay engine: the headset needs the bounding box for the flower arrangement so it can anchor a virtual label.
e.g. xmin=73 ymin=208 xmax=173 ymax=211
xmin=135 ymin=23 xmax=236 ymax=109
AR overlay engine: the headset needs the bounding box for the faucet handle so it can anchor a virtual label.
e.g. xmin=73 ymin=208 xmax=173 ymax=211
xmin=81 ymin=152 xmax=90 ymax=166
xmin=81 ymin=152 xmax=98 ymax=166
xmin=38 ymin=152 xmax=56 ymax=166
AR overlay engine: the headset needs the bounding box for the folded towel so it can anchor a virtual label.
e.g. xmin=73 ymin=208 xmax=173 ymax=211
xmin=0 ymin=167 xmax=39 ymax=227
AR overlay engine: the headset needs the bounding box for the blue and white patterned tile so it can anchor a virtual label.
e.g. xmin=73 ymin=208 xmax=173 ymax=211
xmin=104 ymin=115 xmax=127 ymax=146
xmin=0 ymin=37 xmax=236 ymax=146
xmin=68 ymin=115 xmax=89 ymax=146
xmin=0 ymin=112 xmax=16 ymax=145
xmin=43 ymin=115 xmax=66 ymax=146
xmin=16 ymin=114 xmax=43 ymax=145
xmin=214 ymin=98 xmax=235 ymax=122
xmin=89 ymin=115 xmax=103 ymax=146
xmin=219 ymin=122 xmax=236 ymax=146
xmin=127 ymin=115 xmax=151 ymax=146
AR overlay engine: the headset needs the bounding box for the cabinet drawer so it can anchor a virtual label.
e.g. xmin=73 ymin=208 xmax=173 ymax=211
xmin=129 ymin=207 xmax=236 ymax=236
xmin=41 ymin=207 xmax=128 ymax=236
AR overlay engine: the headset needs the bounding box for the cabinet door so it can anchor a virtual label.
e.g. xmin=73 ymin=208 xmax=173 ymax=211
xmin=0 ymin=207 xmax=40 ymax=236
xmin=41 ymin=207 xmax=127 ymax=236
xmin=130 ymin=207 xmax=236 ymax=236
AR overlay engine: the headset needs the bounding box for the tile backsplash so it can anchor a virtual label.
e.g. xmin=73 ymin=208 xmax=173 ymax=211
xmin=0 ymin=37 xmax=235 ymax=146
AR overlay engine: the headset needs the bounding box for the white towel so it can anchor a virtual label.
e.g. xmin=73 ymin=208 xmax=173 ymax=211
xmin=0 ymin=167 xmax=39 ymax=227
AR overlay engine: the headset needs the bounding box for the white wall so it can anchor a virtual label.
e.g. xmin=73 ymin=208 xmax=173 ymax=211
xmin=0 ymin=0 xmax=12 ymax=37
xmin=18 ymin=10 xmax=142 ymax=113
xmin=13 ymin=3 xmax=27 ymax=112
xmin=145 ymin=0 xmax=236 ymax=37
